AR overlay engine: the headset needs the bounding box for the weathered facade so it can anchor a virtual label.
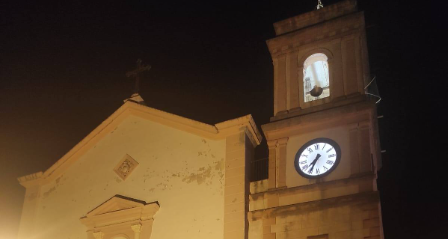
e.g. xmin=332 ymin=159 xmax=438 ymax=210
xmin=17 ymin=1 xmax=383 ymax=239
xmin=17 ymin=102 xmax=261 ymax=239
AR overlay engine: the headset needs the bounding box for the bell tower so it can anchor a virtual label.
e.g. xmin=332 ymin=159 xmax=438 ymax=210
xmin=269 ymin=0 xmax=371 ymax=118
xmin=248 ymin=1 xmax=384 ymax=239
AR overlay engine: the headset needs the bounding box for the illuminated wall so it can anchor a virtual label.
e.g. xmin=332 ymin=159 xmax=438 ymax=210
xmin=25 ymin=115 xmax=226 ymax=239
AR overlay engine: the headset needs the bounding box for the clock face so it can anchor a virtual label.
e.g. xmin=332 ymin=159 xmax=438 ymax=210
xmin=294 ymin=138 xmax=341 ymax=179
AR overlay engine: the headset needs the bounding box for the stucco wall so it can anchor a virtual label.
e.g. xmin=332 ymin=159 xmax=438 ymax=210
xmin=33 ymin=115 xmax=226 ymax=239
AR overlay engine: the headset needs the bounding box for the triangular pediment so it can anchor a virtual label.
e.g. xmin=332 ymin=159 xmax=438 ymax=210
xmin=18 ymin=101 xmax=262 ymax=187
xmin=86 ymin=195 xmax=146 ymax=217
xmin=80 ymin=195 xmax=160 ymax=233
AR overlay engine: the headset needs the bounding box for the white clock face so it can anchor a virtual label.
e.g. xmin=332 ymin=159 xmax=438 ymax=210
xmin=294 ymin=138 xmax=341 ymax=178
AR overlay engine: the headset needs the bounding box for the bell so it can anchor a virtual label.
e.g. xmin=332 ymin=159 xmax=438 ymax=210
xmin=309 ymin=85 xmax=323 ymax=97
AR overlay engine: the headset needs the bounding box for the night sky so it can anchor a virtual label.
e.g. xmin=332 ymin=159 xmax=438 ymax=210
xmin=1 ymin=0 xmax=447 ymax=238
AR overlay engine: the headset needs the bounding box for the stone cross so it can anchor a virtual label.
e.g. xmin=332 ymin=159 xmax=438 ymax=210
xmin=126 ymin=59 xmax=151 ymax=94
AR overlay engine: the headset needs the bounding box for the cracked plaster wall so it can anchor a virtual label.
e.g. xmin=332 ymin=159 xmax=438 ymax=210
xmin=34 ymin=115 xmax=226 ymax=239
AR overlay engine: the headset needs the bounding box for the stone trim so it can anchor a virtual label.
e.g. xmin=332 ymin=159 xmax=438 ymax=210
xmin=267 ymin=140 xmax=277 ymax=189
xmin=267 ymin=12 xmax=365 ymax=58
xmin=18 ymin=101 xmax=262 ymax=187
xmin=250 ymin=173 xmax=375 ymax=211
xmin=224 ymin=131 xmax=257 ymax=239
xmin=248 ymin=191 xmax=379 ymax=221
xmin=80 ymin=195 xmax=159 ymax=239
xmin=17 ymin=172 xmax=43 ymax=188
xmin=262 ymin=99 xmax=375 ymax=141
xmin=273 ymin=0 xmax=357 ymax=35
xmin=276 ymin=138 xmax=289 ymax=188
xmin=265 ymin=138 xmax=288 ymax=190
xmin=269 ymin=94 xmax=367 ymax=122
xmin=16 ymin=183 xmax=42 ymax=239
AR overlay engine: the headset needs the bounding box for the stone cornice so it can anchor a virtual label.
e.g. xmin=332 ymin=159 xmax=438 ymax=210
xmin=270 ymin=94 xmax=367 ymax=122
xmin=266 ymin=11 xmax=365 ymax=58
xmin=273 ymin=0 xmax=357 ymax=35
xmin=248 ymin=191 xmax=380 ymax=221
xmin=17 ymin=172 xmax=44 ymax=188
xmin=18 ymin=101 xmax=262 ymax=188
xmin=262 ymin=99 xmax=376 ymax=141
xmin=215 ymin=114 xmax=262 ymax=147
xmin=249 ymin=173 xmax=376 ymax=211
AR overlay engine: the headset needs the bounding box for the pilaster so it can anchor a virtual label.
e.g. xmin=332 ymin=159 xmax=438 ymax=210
xmin=92 ymin=232 xmax=104 ymax=239
xmin=131 ymin=223 xmax=142 ymax=239
xmin=17 ymin=173 xmax=43 ymax=239
xmin=224 ymin=131 xmax=256 ymax=239
xmin=267 ymin=140 xmax=277 ymax=189
xmin=262 ymin=217 xmax=276 ymax=239
xmin=266 ymin=138 xmax=289 ymax=189
xmin=276 ymin=138 xmax=289 ymax=188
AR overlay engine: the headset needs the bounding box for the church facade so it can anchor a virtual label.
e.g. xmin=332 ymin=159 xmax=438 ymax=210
xmin=17 ymin=1 xmax=384 ymax=239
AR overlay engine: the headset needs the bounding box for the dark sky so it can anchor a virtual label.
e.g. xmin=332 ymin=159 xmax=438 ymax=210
xmin=1 ymin=0 xmax=447 ymax=238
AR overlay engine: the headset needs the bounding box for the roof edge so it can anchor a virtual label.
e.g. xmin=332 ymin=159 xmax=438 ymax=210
xmin=18 ymin=102 xmax=262 ymax=187
xmin=215 ymin=114 xmax=262 ymax=147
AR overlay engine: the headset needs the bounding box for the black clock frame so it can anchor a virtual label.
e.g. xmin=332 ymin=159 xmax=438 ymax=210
xmin=294 ymin=138 xmax=342 ymax=179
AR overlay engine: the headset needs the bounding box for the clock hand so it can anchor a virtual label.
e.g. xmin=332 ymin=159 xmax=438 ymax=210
xmin=309 ymin=154 xmax=321 ymax=166
xmin=308 ymin=154 xmax=321 ymax=173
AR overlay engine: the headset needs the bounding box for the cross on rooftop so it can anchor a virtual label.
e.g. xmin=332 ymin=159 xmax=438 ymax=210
xmin=126 ymin=59 xmax=151 ymax=94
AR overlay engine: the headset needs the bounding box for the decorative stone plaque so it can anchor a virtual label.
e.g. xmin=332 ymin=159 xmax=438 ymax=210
xmin=114 ymin=154 xmax=139 ymax=180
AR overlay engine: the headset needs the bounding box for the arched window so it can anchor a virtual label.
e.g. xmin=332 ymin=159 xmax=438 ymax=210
xmin=303 ymin=53 xmax=330 ymax=102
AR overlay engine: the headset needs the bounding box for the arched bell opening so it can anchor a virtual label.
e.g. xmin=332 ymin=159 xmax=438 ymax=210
xmin=303 ymin=53 xmax=330 ymax=102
